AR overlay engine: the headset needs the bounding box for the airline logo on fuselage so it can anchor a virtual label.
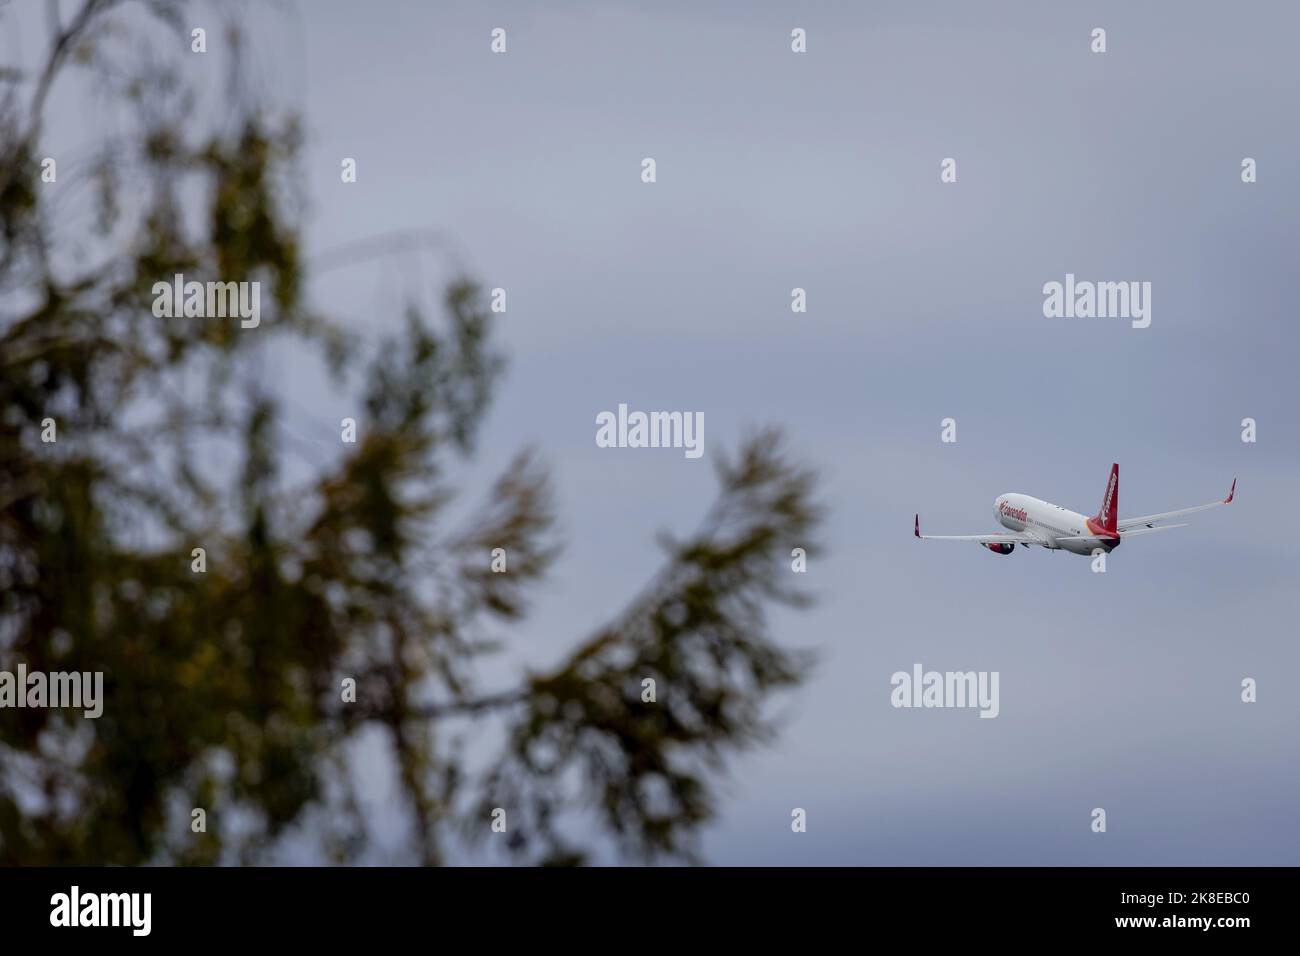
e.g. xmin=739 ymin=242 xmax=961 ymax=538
xmin=998 ymin=502 xmax=1027 ymax=522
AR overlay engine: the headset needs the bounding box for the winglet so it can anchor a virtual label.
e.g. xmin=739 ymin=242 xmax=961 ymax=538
xmin=1224 ymin=478 xmax=1236 ymax=504
xmin=914 ymin=514 xmax=920 ymax=538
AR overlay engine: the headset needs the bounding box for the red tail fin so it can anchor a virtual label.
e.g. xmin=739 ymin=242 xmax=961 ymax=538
xmin=1094 ymin=463 xmax=1119 ymax=533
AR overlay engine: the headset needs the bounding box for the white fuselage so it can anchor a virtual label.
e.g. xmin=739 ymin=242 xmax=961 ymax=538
xmin=994 ymin=494 xmax=1109 ymax=555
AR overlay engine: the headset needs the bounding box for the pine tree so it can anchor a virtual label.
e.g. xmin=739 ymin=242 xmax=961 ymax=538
xmin=0 ymin=0 xmax=821 ymax=865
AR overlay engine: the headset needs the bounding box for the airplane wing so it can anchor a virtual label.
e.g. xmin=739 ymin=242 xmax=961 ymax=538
xmin=1055 ymin=523 xmax=1189 ymax=547
xmin=913 ymin=514 xmax=1045 ymax=545
xmin=1115 ymin=479 xmax=1235 ymax=532
xmin=1118 ymin=523 xmax=1188 ymax=538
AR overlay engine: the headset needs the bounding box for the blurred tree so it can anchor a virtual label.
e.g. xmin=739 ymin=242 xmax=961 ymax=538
xmin=0 ymin=0 xmax=821 ymax=865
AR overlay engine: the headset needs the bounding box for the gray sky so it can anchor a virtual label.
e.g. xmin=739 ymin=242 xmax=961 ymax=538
xmin=292 ymin=0 xmax=1298 ymax=865
xmin=17 ymin=0 xmax=1300 ymax=864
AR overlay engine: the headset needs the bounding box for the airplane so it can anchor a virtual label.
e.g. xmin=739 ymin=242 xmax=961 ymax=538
xmin=914 ymin=463 xmax=1235 ymax=556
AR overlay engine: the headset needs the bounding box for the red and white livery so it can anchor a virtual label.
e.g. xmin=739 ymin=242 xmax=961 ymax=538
xmin=914 ymin=464 xmax=1235 ymax=557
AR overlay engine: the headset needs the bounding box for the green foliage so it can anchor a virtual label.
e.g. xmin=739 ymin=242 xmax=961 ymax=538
xmin=0 ymin=1 xmax=821 ymax=865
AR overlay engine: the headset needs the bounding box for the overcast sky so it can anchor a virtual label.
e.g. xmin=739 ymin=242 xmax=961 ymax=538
xmin=16 ymin=0 xmax=1300 ymax=864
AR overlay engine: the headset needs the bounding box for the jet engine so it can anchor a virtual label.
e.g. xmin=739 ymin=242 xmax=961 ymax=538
xmin=984 ymin=542 xmax=1015 ymax=555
